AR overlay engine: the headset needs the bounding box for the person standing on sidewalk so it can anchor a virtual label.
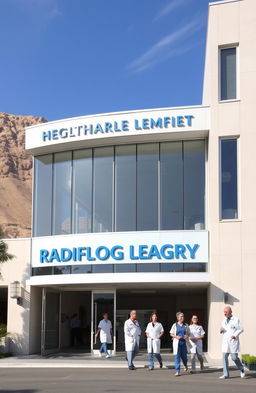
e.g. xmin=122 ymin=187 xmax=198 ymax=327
xmin=124 ymin=310 xmax=141 ymax=370
xmin=189 ymin=315 xmax=205 ymax=373
xmin=96 ymin=312 xmax=113 ymax=359
xmin=219 ymin=306 xmax=245 ymax=379
xmin=146 ymin=312 xmax=164 ymax=371
xmin=170 ymin=312 xmax=190 ymax=376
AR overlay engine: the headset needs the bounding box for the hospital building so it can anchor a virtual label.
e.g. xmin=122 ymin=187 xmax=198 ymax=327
xmin=1 ymin=0 xmax=256 ymax=359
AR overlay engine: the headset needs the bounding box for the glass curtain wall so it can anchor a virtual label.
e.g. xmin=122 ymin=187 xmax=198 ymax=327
xmin=160 ymin=142 xmax=183 ymax=230
xmin=33 ymin=140 xmax=205 ymax=236
xmin=93 ymin=147 xmax=114 ymax=232
xmin=72 ymin=149 xmax=92 ymax=233
xmin=115 ymin=145 xmax=136 ymax=231
xmin=52 ymin=151 xmax=72 ymax=235
xmin=33 ymin=154 xmax=53 ymax=236
xmin=137 ymin=143 xmax=159 ymax=231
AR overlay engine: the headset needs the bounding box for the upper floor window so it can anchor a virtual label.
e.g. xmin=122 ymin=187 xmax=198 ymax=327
xmin=33 ymin=141 xmax=205 ymax=236
xmin=220 ymin=138 xmax=238 ymax=220
xmin=220 ymin=46 xmax=237 ymax=101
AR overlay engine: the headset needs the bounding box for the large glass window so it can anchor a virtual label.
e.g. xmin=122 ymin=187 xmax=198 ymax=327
xmin=220 ymin=138 xmax=238 ymax=220
xmin=52 ymin=151 xmax=72 ymax=235
xmin=72 ymin=149 xmax=92 ymax=233
xmin=115 ymin=145 xmax=136 ymax=231
xmin=184 ymin=140 xmax=205 ymax=229
xmin=220 ymin=47 xmax=237 ymax=101
xmin=93 ymin=147 xmax=114 ymax=232
xmin=160 ymin=142 xmax=183 ymax=230
xmin=137 ymin=143 xmax=159 ymax=231
xmin=33 ymin=155 xmax=53 ymax=236
xmin=33 ymin=140 xmax=206 ymax=236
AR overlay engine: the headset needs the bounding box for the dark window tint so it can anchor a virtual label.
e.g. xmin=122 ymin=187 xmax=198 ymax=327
xmin=221 ymin=139 xmax=238 ymax=219
xmin=220 ymin=47 xmax=237 ymax=100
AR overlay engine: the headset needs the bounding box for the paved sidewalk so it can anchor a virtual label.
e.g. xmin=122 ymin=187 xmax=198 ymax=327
xmin=0 ymin=351 xmax=223 ymax=369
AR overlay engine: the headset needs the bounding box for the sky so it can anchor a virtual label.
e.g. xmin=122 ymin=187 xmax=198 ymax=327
xmin=0 ymin=0 xmax=223 ymax=121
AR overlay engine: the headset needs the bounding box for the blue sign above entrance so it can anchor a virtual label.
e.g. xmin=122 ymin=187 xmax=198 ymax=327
xmin=31 ymin=231 xmax=208 ymax=268
xmin=40 ymin=243 xmax=200 ymax=264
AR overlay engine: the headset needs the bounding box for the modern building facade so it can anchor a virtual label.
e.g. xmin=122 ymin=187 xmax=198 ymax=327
xmin=1 ymin=0 xmax=256 ymax=359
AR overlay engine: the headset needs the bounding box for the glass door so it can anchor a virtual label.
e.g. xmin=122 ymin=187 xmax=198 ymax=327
xmin=41 ymin=288 xmax=61 ymax=355
xmin=91 ymin=291 xmax=116 ymax=354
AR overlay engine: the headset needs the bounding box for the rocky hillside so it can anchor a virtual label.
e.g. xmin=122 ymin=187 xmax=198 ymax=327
xmin=0 ymin=112 xmax=47 ymax=238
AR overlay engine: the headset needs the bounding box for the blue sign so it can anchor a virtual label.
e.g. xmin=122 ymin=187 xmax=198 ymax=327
xmin=41 ymin=115 xmax=194 ymax=142
xmin=39 ymin=243 xmax=199 ymax=263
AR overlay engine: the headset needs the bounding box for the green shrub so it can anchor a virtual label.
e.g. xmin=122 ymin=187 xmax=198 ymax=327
xmin=0 ymin=324 xmax=7 ymax=338
xmin=242 ymin=354 xmax=256 ymax=364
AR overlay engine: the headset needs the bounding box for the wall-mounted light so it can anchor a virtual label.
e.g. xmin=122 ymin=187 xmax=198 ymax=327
xmin=10 ymin=281 xmax=22 ymax=305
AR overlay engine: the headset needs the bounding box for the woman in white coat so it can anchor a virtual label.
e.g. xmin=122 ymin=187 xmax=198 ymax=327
xmin=170 ymin=312 xmax=190 ymax=376
xmin=145 ymin=312 xmax=164 ymax=370
xmin=189 ymin=315 xmax=205 ymax=372
xmin=124 ymin=310 xmax=141 ymax=370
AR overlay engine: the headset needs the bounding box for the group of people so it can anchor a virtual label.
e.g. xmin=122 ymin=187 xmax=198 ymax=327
xmin=96 ymin=306 xmax=245 ymax=379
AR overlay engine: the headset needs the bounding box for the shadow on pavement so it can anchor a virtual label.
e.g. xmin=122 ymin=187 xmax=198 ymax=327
xmin=0 ymin=391 xmax=39 ymax=393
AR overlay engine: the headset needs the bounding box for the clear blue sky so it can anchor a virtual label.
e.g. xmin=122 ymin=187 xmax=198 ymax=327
xmin=0 ymin=0 xmax=222 ymax=121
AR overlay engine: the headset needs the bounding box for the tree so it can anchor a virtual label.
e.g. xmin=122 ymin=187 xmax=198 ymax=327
xmin=0 ymin=226 xmax=13 ymax=263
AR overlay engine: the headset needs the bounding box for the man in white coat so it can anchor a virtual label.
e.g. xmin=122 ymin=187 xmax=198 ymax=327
xmin=124 ymin=310 xmax=141 ymax=370
xmin=219 ymin=306 xmax=245 ymax=379
xmin=96 ymin=312 xmax=113 ymax=358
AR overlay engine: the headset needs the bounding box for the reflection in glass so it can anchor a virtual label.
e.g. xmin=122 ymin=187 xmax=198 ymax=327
xmin=72 ymin=265 xmax=92 ymax=274
xmin=52 ymin=151 xmax=72 ymax=235
xmin=93 ymin=147 xmax=114 ymax=232
xmin=32 ymin=267 xmax=53 ymax=276
xmin=221 ymin=139 xmax=238 ymax=219
xmin=115 ymin=145 xmax=136 ymax=231
xmin=160 ymin=263 xmax=184 ymax=272
xmin=160 ymin=142 xmax=183 ymax=229
xmin=92 ymin=264 xmax=114 ymax=273
xmin=33 ymin=155 xmax=53 ymax=236
xmin=114 ymin=264 xmax=136 ymax=273
xmin=53 ymin=266 xmax=71 ymax=274
xmin=184 ymin=140 xmax=205 ymax=229
xmin=183 ymin=263 xmax=206 ymax=272
xmin=72 ymin=149 xmax=92 ymax=233
xmin=137 ymin=143 xmax=159 ymax=230
xmin=136 ymin=263 xmax=160 ymax=272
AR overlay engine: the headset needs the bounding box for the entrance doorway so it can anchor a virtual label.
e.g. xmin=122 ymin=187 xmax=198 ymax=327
xmin=116 ymin=287 xmax=208 ymax=351
xmin=41 ymin=288 xmax=116 ymax=356
xmin=41 ymin=289 xmax=91 ymax=355
xmin=40 ymin=286 xmax=207 ymax=355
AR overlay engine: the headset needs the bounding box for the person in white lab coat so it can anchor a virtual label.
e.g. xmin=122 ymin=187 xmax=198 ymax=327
xmin=219 ymin=306 xmax=245 ymax=379
xmin=96 ymin=312 xmax=113 ymax=358
xmin=189 ymin=315 xmax=205 ymax=373
xmin=145 ymin=312 xmax=164 ymax=370
xmin=170 ymin=312 xmax=190 ymax=376
xmin=124 ymin=310 xmax=141 ymax=370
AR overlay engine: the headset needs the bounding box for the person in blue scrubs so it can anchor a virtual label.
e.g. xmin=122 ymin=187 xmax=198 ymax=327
xmin=170 ymin=312 xmax=190 ymax=376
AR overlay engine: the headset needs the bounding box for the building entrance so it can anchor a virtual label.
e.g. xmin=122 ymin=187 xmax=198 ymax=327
xmin=40 ymin=286 xmax=208 ymax=355
xmin=41 ymin=288 xmax=91 ymax=355
xmin=116 ymin=287 xmax=208 ymax=351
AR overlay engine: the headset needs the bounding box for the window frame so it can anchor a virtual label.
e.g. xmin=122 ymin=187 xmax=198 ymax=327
xmin=219 ymin=136 xmax=240 ymax=221
xmin=218 ymin=44 xmax=239 ymax=102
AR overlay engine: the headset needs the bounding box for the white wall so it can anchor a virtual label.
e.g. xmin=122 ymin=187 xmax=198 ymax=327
xmin=204 ymin=0 xmax=256 ymax=357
